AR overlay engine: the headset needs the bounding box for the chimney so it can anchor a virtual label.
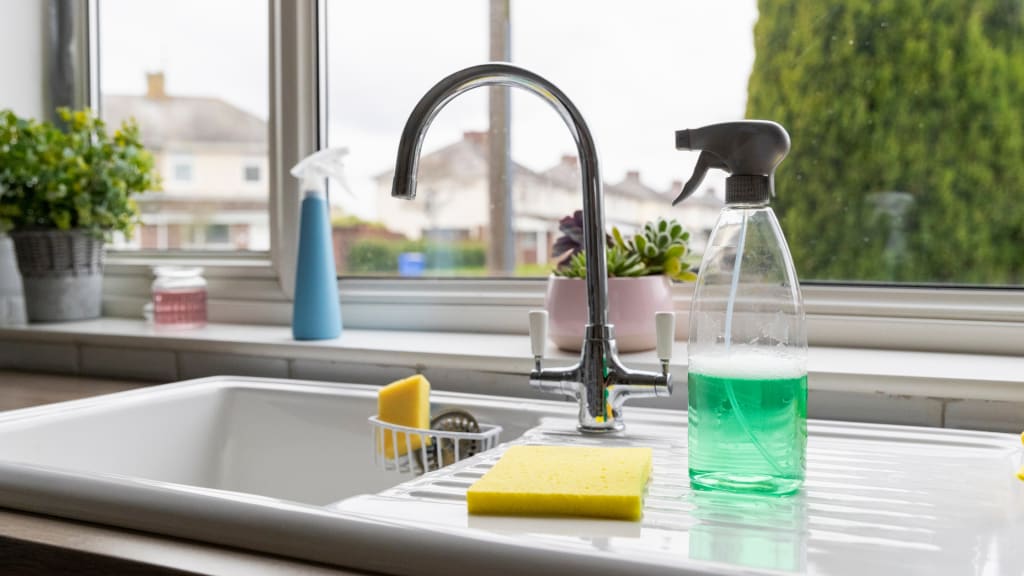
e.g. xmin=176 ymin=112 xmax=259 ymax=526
xmin=670 ymin=179 xmax=683 ymax=193
xmin=626 ymin=170 xmax=641 ymax=182
xmin=146 ymin=72 xmax=167 ymax=99
xmin=560 ymin=154 xmax=577 ymax=168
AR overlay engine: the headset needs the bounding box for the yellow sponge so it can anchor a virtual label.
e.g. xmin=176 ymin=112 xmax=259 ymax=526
xmin=1015 ymin=430 xmax=1024 ymax=479
xmin=467 ymin=445 xmax=653 ymax=521
xmin=377 ymin=374 xmax=431 ymax=459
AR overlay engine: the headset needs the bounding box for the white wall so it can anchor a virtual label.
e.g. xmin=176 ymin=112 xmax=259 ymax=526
xmin=0 ymin=0 xmax=46 ymax=118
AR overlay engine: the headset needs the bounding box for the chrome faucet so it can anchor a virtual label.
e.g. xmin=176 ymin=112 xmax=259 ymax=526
xmin=391 ymin=63 xmax=674 ymax=433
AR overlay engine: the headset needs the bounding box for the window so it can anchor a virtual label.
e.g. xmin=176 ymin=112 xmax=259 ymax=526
xmin=243 ymin=164 xmax=261 ymax=182
xmin=96 ymin=0 xmax=269 ymax=253
xmin=325 ymin=1 xmax=1024 ymax=287
xmin=325 ymin=1 xmax=749 ymax=278
xmin=68 ymin=1 xmax=1021 ymax=350
xmin=204 ymin=224 xmax=231 ymax=245
xmin=171 ymin=157 xmax=194 ymax=182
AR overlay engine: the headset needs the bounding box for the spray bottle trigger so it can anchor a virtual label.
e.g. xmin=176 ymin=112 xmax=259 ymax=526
xmin=673 ymin=150 xmax=728 ymax=206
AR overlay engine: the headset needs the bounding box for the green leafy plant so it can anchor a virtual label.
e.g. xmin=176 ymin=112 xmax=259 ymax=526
xmin=554 ymin=216 xmax=697 ymax=282
xmin=0 ymin=107 xmax=159 ymax=238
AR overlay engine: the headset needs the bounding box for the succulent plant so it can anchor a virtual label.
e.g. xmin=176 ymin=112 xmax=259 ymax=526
xmin=553 ymin=215 xmax=696 ymax=281
xmin=559 ymin=244 xmax=645 ymax=279
xmin=612 ymin=217 xmax=698 ymax=282
xmin=551 ymin=210 xmax=611 ymax=270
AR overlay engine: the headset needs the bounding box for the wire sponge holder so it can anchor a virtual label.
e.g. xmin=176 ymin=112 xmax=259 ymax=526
xmin=369 ymin=415 xmax=502 ymax=475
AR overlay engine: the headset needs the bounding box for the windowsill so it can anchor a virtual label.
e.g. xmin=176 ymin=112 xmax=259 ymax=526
xmin=2 ymin=318 xmax=1023 ymax=407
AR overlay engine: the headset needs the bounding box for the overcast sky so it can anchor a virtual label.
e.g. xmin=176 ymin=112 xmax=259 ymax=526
xmin=99 ymin=0 xmax=758 ymax=219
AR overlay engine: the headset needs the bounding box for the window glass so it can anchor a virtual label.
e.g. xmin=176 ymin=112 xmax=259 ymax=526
xmin=204 ymin=224 xmax=231 ymax=245
xmin=243 ymin=165 xmax=261 ymax=183
xmin=171 ymin=157 xmax=194 ymax=182
xmin=98 ymin=0 xmax=269 ymax=252
xmin=324 ymin=1 xmax=748 ymax=278
xmin=326 ymin=1 xmax=1023 ymax=285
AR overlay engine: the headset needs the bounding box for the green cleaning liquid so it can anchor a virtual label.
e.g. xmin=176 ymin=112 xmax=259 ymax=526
xmin=688 ymin=354 xmax=807 ymax=496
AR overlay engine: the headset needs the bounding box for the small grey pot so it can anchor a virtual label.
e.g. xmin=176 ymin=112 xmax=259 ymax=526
xmin=9 ymin=229 xmax=104 ymax=322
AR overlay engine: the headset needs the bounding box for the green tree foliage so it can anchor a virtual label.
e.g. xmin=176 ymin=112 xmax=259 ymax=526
xmin=746 ymin=0 xmax=1024 ymax=284
xmin=347 ymin=239 xmax=486 ymax=274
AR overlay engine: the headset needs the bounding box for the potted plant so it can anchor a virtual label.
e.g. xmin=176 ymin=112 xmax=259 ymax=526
xmin=547 ymin=211 xmax=697 ymax=352
xmin=0 ymin=108 xmax=158 ymax=322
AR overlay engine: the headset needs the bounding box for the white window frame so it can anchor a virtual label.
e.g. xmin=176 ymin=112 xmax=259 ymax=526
xmin=79 ymin=0 xmax=1024 ymax=356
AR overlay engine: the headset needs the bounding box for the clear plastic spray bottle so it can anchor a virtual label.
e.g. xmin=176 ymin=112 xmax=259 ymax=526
xmin=673 ymin=121 xmax=807 ymax=496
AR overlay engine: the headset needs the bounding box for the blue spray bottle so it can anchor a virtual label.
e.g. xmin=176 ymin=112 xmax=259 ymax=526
xmin=289 ymin=148 xmax=350 ymax=340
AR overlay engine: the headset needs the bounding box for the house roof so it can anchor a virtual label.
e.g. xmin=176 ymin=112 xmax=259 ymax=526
xmin=101 ymin=93 xmax=267 ymax=154
xmin=375 ymin=131 xmax=673 ymax=205
xmin=375 ymin=131 xmax=542 ymax=184
xmin=606 ymin=170 xmax=667 ymax=201
xmin=676 ymin=186 xmax=725 ymax=209
xmin=541 ymin=156 xmax=667 ymax=202
xmin=539 ymin=155 xmax=581 ymax=190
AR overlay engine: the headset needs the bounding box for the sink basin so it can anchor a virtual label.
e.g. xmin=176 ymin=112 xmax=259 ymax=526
xmin=0 ymin=376 xmax=580 ymax=574
xmin=0 ymin=376 xmax=556 ymax=505
xmin=0 ymin=375 xmax=1020 ymax=576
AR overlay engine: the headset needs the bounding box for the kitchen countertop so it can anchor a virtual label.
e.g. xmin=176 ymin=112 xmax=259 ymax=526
xmin=0 ymin=371 xmax=367 ymax=576
xmin=0 ymin=371 xmax=147 ymax=411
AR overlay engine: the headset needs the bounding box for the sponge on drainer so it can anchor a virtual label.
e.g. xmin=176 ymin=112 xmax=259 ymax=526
xmin=377 ymin=374 xmax=431 ymax=459
xmin=467 ymin=445 xmax=653 ymax=521
xmin=1017 ymin=432 xmax=1023 ymax=482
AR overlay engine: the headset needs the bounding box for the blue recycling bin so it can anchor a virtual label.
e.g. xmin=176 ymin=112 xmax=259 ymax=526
xmin=397 ymin=252 xmax=425 ymax=276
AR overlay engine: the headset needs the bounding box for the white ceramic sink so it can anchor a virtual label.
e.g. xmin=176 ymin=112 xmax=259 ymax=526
xmin=0 ymin=375 xmax=1020 ymax=576
xmin=0 ymin=376 xmax=558 ymax=506
xmin=0 ymin=376 xmax=582 ymax=574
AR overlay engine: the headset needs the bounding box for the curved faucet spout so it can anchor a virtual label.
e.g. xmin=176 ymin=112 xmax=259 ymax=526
xmin=392 ymin=63 xmax=673 ymax=433
xmin=391 ymin=62 xmax=608 ymax=328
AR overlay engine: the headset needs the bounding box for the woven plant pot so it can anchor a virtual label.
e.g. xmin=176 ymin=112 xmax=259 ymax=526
xmin=9 ymin=229 xmax=105 ymax=322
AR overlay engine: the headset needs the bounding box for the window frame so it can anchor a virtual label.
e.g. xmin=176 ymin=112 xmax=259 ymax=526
xmin=72 ymin=0 xmax=1024 ymax=356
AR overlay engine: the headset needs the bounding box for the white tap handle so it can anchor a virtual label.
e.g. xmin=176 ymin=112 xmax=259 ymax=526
xmin=529 ymin=310 xmax=548 ymax=358
xmin=655 ymin=311 xmax=675 ymax=362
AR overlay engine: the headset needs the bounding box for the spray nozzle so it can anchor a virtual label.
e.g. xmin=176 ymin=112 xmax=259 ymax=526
xmin=673 ymin=120 xmax=790 ymax=206
xmin=290 ymin=147 xmax=354 ymax=200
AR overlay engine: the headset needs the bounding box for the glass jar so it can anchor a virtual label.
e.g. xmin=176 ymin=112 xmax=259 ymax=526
xmin=151 ymin=266 xmax=207 ymax=328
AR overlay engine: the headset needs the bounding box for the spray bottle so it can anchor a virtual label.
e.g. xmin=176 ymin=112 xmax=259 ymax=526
xmin=673 ymin=121 xmax=807 ymax=496
xmin=289 ymin=148 xmax=350 ymax=340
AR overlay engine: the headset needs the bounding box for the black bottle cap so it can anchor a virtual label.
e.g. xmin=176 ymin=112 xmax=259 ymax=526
xmin=673 ymin=120 xmax=790 ymax=206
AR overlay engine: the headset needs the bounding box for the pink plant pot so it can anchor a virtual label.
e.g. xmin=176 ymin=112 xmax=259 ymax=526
xmin=545 ymin=275 xmax=676 ymax=353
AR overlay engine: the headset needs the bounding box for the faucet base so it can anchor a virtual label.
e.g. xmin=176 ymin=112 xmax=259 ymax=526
xmin=577 ymin=421 xmax=625 ymax=435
